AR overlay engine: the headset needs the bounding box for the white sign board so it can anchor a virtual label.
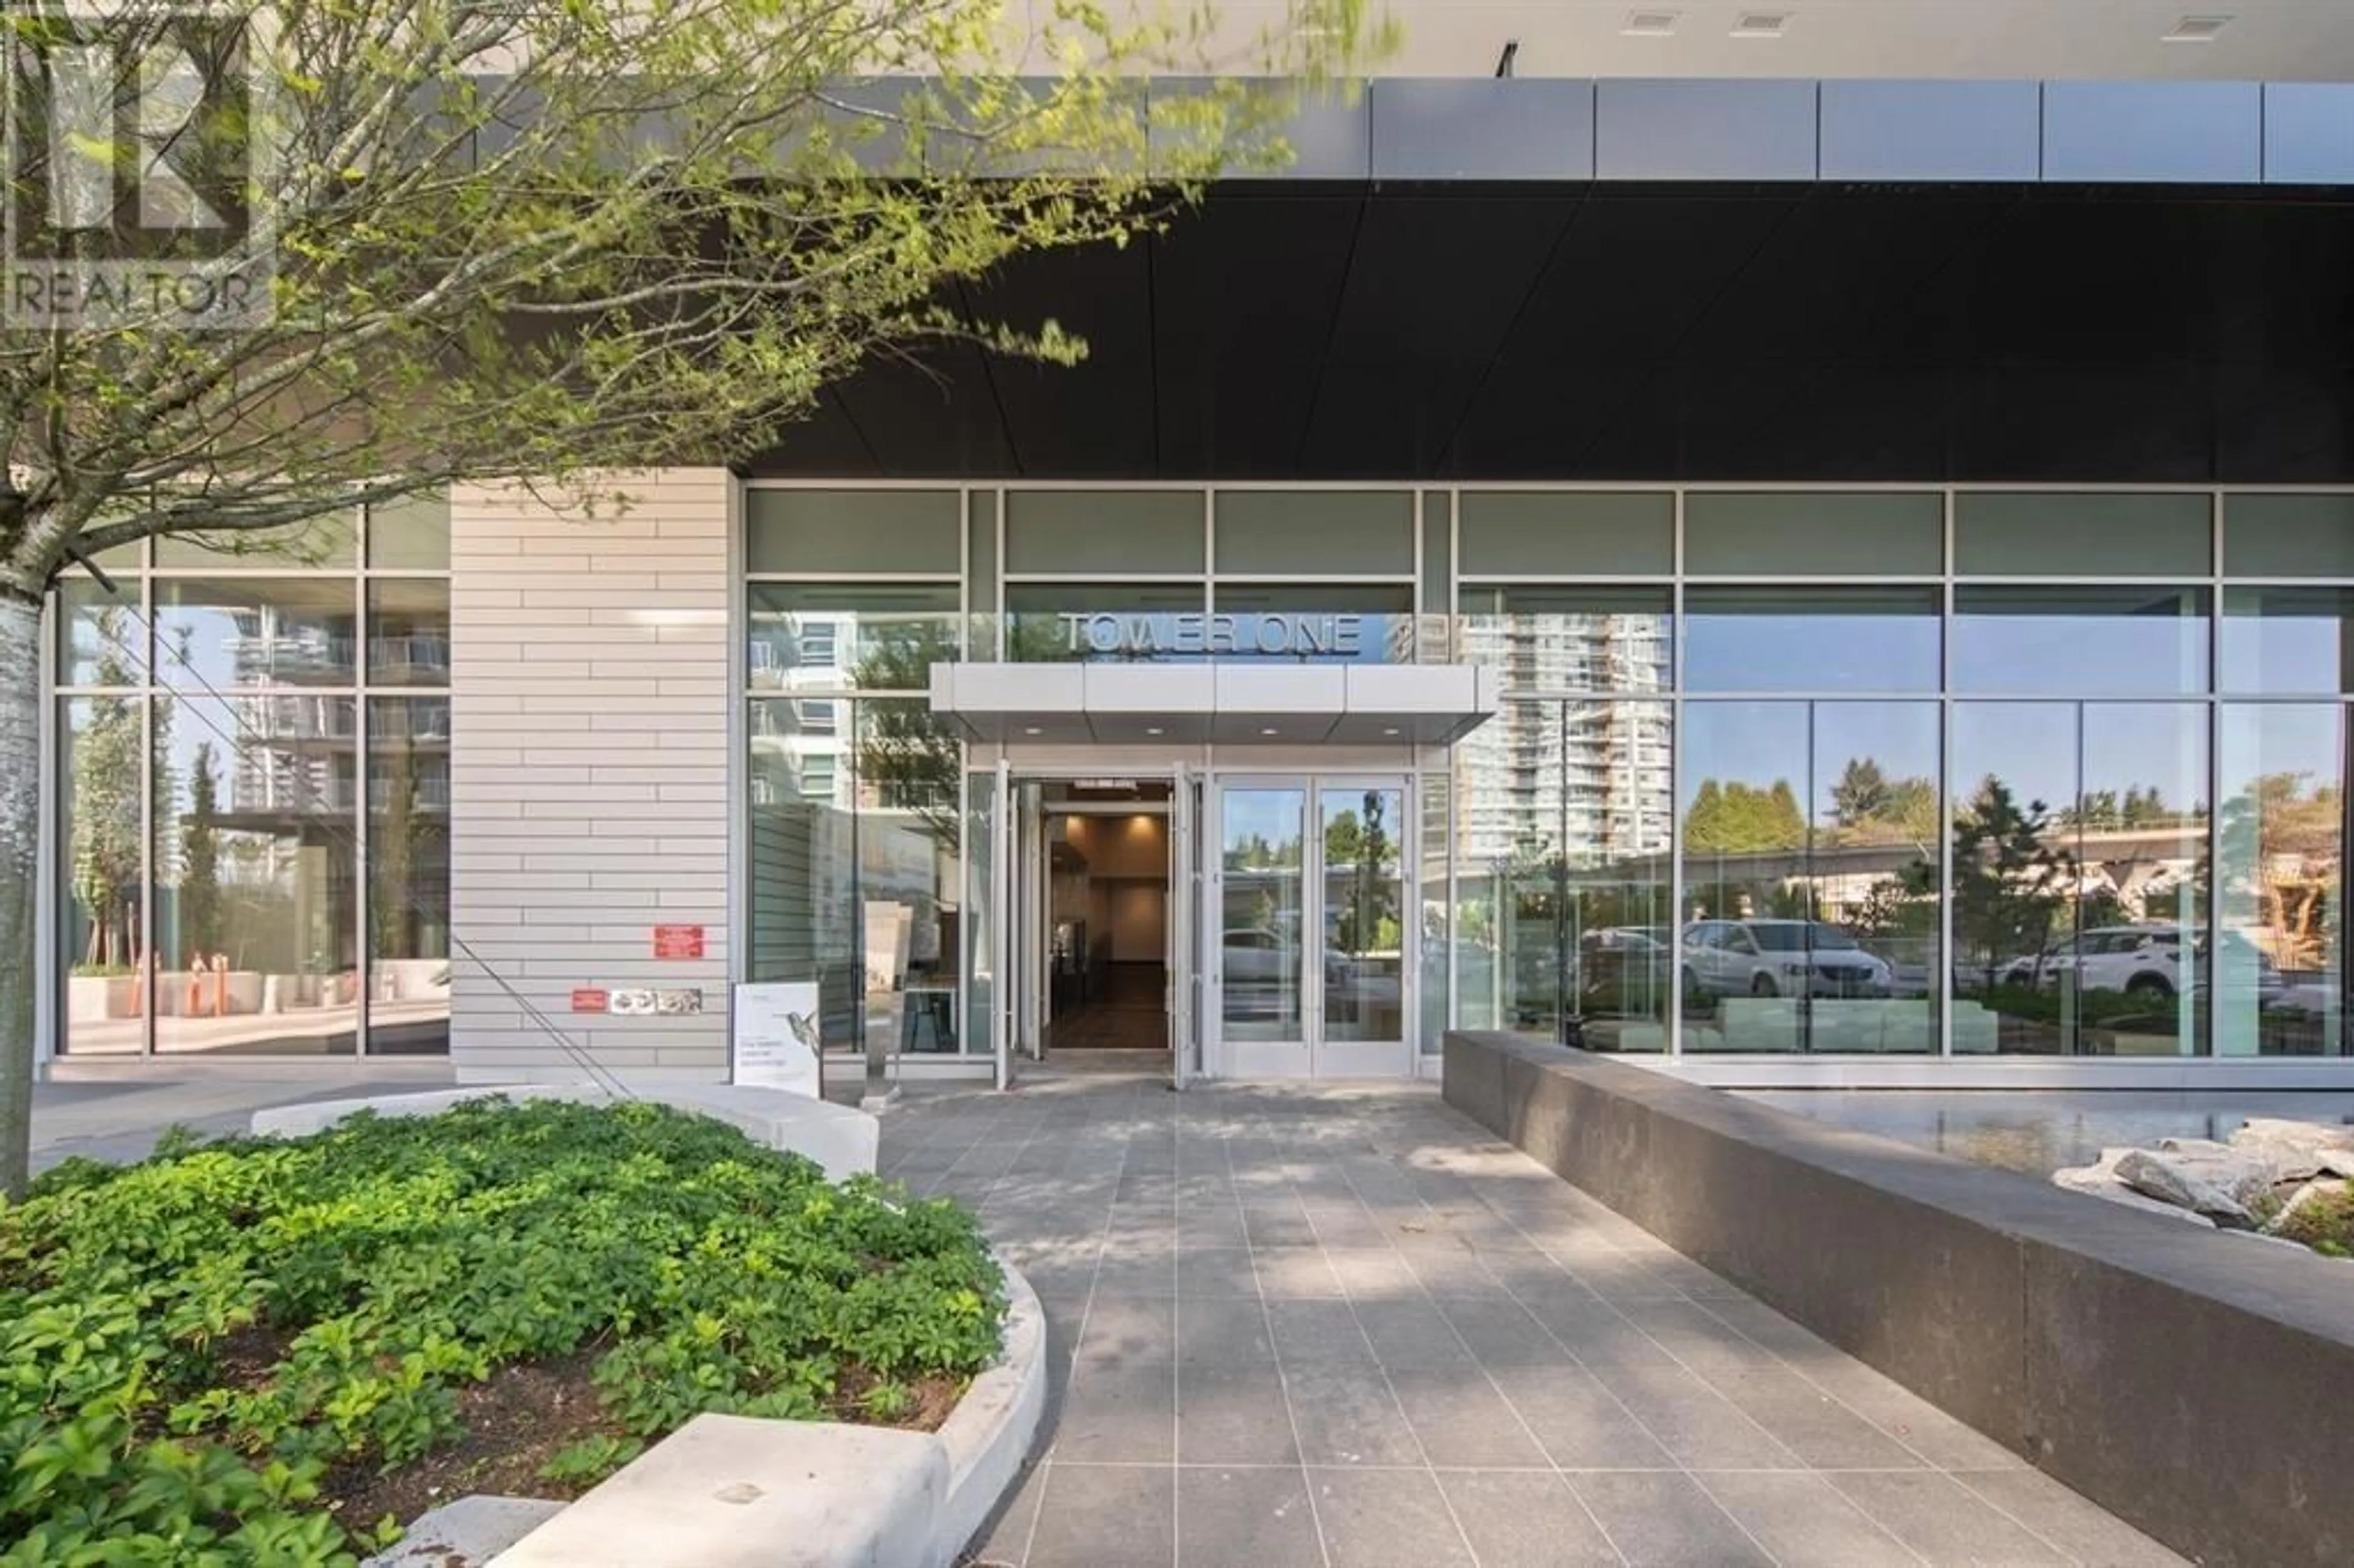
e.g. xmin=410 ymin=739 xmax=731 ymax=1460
xmin=732 ymin=981 xmax=822 ymax=1097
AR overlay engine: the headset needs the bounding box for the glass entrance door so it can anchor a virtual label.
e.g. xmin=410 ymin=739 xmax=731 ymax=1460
xmin=1316 ymin=780 xmax=1411 ymax=1077
xmin=1213 ymin=777 xmax=1412 ymax=1078
xmin=1171 ymin=764 xmax=1202 ymax=1088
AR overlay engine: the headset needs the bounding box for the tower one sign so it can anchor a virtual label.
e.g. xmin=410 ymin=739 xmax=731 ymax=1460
xmin=1059 ymin=611 xmax=1365 ymax=658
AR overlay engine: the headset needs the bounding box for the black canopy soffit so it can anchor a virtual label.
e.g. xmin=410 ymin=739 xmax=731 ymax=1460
xmin=748 ymin=181 xmax=2354 ymax=484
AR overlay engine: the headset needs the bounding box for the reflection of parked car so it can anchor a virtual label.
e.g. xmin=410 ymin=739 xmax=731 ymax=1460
xmin=2003 ymin=926 xmax=2181 ymax=997
xmin=2002 ymin=926 xmax=2282 ymax=1005
xmin=1222 ymin=927 xmax=1289 ymax=987
xmin=1682 ymin=919 xmax=1892 ymax=1000
xmin=1574 ymin=927 xmax=1672 ymax=1010
xmin=1222 ymin=928 xmax=1355 ymax=993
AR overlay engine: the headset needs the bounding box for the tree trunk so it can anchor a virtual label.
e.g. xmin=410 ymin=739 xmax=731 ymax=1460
xmin=0 ymin=588 xmax=39 ymax=1200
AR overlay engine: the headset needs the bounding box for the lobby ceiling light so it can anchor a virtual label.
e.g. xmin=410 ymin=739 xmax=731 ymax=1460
xmin=1731 ymin=10 xmax=1791 ymax=37
xmin=1023 ymin=725 xmax=1043 ymax=736
xmin=1623 ymin=10 xmax=1678 ymax=36
xmin=1259 ymin=726 xmax=1281 ymax=737
xmin=2162 ymin=15 xmax=2231 ymax=42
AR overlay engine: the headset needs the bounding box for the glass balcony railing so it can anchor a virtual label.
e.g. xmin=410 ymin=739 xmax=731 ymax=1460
xmin=368 ymin=775 xmax=452 ymax=811
xmin=367 ymin=634 xmax=451 ymax=676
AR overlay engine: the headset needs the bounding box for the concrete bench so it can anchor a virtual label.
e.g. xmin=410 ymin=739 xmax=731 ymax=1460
xmin=1444 ymin=1029 xmax=2354 ymax=1568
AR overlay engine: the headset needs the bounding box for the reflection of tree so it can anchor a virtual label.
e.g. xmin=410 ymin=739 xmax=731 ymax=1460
xmin=1004 ymin=612 xmax=1073 ymax=663
xmin=2219 ymin=771 xmax=2342 ymax=970
xmin=2064 ymin=786 xmax=2194 ymax=831
xmin=1331 ymin=791 xmax=1400 ymax=955
xmin=1826 ymin=758 xmax=1937 ymax=848
xmin=1829 ymin=758 xmax=1891 ymax=827
xmin=1932 ymin=777 xmax=2078 ymax=988
xmin=371 ymin=731 xmax=431 ymax=965
xmin=1324 ymin=807 xmax=1361 ymax=865
xmin=847 ymin=619 xmax=964 ymax=850
xmin=1229 ymin=831 xmax=1302 ymax=870
xmin=180 ymin=742 xmax=223 ymax=960
xmin=71 ymin=611 xmax=142 ymax=972
xmin=1848 ymin=874 xmax=1937 ymax=942
xmin=1683 ymin=778 xmax=1804 ymax=852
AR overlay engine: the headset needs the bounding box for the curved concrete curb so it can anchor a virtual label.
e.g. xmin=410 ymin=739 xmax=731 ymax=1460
xmin=935 ymin=1250 xmax=1048 ymax=1563
xmin=479 ymin=1250 xmax=1044 ymax=1568
xmin=248 ymin=1083 xmax=877 ymax=1181
xmin=359 ymin=1496 xmax=561 ymax=1567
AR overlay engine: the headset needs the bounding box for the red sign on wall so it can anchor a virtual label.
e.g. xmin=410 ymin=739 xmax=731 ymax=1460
xmin=652 ymin=924 xmax=706 ymax=960
xmin=571 ymin=989 xmax=611 ymax=1014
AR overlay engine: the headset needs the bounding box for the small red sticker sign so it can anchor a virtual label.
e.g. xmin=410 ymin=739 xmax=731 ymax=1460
xmin=652 ymin=924 xmax=705 ymax=960
xmin=571 ymin=988 xmax=611 ymax=1014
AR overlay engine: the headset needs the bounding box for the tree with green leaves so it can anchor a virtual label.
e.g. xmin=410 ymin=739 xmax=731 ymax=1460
xmin=179 ymin=742 xmax=223 ymax=964
xmin=1829 ymin=757 xmax=1891 ymax=830
xmin=1924 ymin=776 xmax=2078 ymax=991
xmin=1683 ymin=777 xmax=1806 ymax=854
xmin=68 ymin=630 xmax=141 ymax=972
xmin=0 ymin=0 xmax=1383 ymax=1195
xmin=370 ymin=731 xmax=416 ymax=971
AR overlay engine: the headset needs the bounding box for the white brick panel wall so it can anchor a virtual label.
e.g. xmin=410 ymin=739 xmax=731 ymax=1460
xmin=449 ymin=472 xmax=734 ymax=1084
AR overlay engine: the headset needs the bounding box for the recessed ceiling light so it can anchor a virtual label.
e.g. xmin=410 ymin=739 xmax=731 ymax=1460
xmin=1623 ymin=9 xmax=1678 ymax=36
xmin=1731 ymin=10 xmax=1789 ymax=37
xmin=1145 ymin=725 xmax=1164 ymax=736
xmin=1382 ymin=726 xmax=1402 ymax=737
xmin=2162 ymin=14 xmax=2230 ymax=42
xmin=1259 ymin=726 xmax=1280 ymax=737
xmin=1023 ymin=725 xmax=1043 ymax=736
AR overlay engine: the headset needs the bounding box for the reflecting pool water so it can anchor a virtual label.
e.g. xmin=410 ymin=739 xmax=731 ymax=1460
xmin=1740 ymin=1089 xmax=2354 ymax=1176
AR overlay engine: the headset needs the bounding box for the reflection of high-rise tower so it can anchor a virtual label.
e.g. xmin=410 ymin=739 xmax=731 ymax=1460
xmin=1456 ymin=611 xmax=1672 ymax=868
xmin=225 ymin=603 xmax=357 ymax=827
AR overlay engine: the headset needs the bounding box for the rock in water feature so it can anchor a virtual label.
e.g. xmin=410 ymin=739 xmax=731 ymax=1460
xmin=2053 ymin=1116 xmax=2354 ymax=1250
xmin=2114 ymin=1150 xmax=2258 ymax=1228
xmin=2052 ymin=1147 xmax=2218 ymax=1227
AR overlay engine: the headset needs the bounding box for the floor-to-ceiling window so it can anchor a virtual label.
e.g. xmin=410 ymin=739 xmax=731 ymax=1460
xmin=734 ymin=481 xmax=2354 ymax=1068
xmin=53 ymin=497 xmax=450 ymax=1056
xmin=1674 ymin=497 xmax=1946 ymax=1056
xmin=1444 ymin=485 xmax=2354 ymax=1059
xmin=744 ymin=490 xmax=973 ymax=1067
xmin=1452 ymin=492 xmax=1676 ymax=1052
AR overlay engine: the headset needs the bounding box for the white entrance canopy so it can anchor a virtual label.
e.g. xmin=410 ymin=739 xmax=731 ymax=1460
xmin=928 ymin=663 xmax=1500 ymax=745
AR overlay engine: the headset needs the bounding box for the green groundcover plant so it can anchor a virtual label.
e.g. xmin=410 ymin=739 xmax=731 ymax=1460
xmin=0 ymin=1099 xmax=1005 ymax=1566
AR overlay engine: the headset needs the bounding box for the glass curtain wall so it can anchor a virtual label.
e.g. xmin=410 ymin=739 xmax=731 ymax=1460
xmin=735 ymin=483 xmax=2354 ymax=1065
xmin=55 ymin=499 xmax=451 ymax=1056
xmin=1452 ymin=562 xmax=1675 ymax=1051
xmin=1446 ymin=487 xmax=2354 ymax=1059
xmin=744 ymin=491 xmax=972 ymax=1063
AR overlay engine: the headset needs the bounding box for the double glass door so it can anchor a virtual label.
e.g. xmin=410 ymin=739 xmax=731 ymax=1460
xmin=1214 ymin=777 xmax=1412 ymax=1078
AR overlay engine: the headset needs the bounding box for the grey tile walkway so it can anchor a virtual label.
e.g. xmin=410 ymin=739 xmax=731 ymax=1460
xmin=905 ymin=1077 xmax=2185 ymax=1568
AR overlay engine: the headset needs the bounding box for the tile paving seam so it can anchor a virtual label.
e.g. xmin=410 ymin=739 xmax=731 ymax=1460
xmin=1472 ymin=1198 xmax=1974 ymax=1488
xmin=1404 ymin=1144 xmax=2123 ymax=1568
xmin=1327 ymin=1144 xmax=1629 ymax=1568
xmin=1334 ymin=1119 xmax=1886 ymax=1566
xmin=1043 ymin=1460 xmax=1965 ymax=1473
xmin=1010 ymin=1109 xmax=1105 ymax=1568
xmin=1225 ymin=1154 xmax=1338 ymax=1568
xmin=888 ymin=1089 xmax=2180 ymax=1568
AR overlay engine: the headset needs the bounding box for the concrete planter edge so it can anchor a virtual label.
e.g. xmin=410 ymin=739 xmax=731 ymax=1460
xmin=364 ymin=1249 xmax=1046 ymax=1568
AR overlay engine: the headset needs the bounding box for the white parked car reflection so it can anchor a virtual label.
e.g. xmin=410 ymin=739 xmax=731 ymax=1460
xmin=1681 ymin=919 xmax=1892 ymax=1001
